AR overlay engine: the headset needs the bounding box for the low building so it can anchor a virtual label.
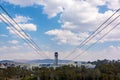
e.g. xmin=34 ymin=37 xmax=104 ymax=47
xmin=0 ymin=64 xmax=7 ymax=69
xmin=67 ymin=61 xmax=96 ymax=68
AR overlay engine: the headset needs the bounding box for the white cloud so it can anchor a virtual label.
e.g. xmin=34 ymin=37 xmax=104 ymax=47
xmin=106 ymin=0 xmax=120 ymax=10
xmin=40 ymin=0 xmax=64 ymax=18
xmin=99 ymin=24 xmax=120 ymax=43
xmin=45 ymin=20 xmax=120 ymax=46
xmin=45 ymin=29 xmax=89 ymax=45
xmin=0 ymin=45 xmax=52 ymax=60
xmin=100 ymin=45 xmax=120 ymax=59
xmin=14 ymin=15 xmax=31 ymax=23
xmin=44 ymin=0 xmax=120 ymax=45
xmin=0 ymin=34 xmax=8 ymax=37
xmin=0 ymin=45 xmax=21 ymax=51
xmin=6 ymin=23 xmax=37 ymax=40
xmin=0 ymin=45 xmax=120 ymax=61
xmin=59 ymin=45 xmax=120 ymax=61
xmin=3 ymin=0 xmax=120 ymax=16
xmin=7 ymin=26 xmax=30 ymax=39
xmin=0 ymin=14 xmax=37 ymax=39
xmin=6 ymin=23 xmax=37 ymax=32
xmin=0 ymin=14 xmax=37 ymax=31
xmin=85 ymin=0 xmax=106 ymax=6
xmin=21 ymin=23 xmax=37 ymax=31
xmin=8 ymin=40 xmax=19 ymax=44
xmin=0 ymin=52 xmax=48 ymax=60
xmin=3 ymin=0 xmax=43 ymax=7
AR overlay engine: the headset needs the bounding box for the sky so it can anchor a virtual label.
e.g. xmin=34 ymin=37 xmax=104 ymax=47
xmin=0 ymin=0 xmax=120 ymax=61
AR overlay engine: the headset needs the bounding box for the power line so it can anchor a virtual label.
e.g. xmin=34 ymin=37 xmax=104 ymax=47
xmin=71 ymin=22 xmax=120 ymax=61
xmin=63 ymin=8 xmax=120 ymax=60
xmin=0 ymin=5 xmax=50 ymax=59
xmin=0 ymin=5 xmax=49 ymax=59
xmin=0 ymin=14 xmax=45 ymax=58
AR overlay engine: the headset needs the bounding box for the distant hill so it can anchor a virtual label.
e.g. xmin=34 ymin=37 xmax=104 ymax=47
xmin=0 ymin=59 xmax=71 ymax=64
xmin=0 ymin=59 xmax=84 ymax=64
xmin=0 ymin=60 xmax=15 ymax=63
xmin=27 ymin=59 xmax=70 ymax=64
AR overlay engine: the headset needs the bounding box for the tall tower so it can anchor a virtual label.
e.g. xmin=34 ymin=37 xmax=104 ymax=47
xmin=54 ymin=52 xmax=58 ymax=66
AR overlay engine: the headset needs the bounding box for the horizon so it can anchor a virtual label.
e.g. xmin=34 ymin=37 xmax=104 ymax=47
xmin=0 ymin=58 xmax=120 ymax=62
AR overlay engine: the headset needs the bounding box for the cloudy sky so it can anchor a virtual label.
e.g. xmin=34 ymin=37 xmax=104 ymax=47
xmin=0 ymin=0 xmax=120 ymax=61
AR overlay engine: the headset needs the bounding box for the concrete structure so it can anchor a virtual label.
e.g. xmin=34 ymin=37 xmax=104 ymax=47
xmin=39 ymin=52 xmax=60 ymax=69
xmin=38 ymin=52 xmax=96 ymax=69
xmin=67 ymin=61 xmax=96 ymax=68
xmin=54 ymin=52 xmax=58 ymax=66
xmin=39 ymin=63 xmax=52 ymax=68
xmin=0 ymin=64 xmax=7 ymax=69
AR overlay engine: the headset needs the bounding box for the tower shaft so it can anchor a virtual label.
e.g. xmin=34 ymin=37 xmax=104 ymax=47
xmin=54 ymin=52 xmax=58 ymax=66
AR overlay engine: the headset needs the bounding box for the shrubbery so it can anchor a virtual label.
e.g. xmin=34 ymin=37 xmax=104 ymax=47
xmin=1 ymin=59 xmax=120 ymax=80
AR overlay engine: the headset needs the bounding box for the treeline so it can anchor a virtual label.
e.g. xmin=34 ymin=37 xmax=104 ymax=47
xmin=0 ymin=59 xmax=120 ymax=80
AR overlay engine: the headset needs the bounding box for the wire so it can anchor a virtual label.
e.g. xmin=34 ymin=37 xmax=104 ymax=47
xmin=78 ymin=8 xmax=120 ymax=49
xmin=72 ymin=22 xmax=120 ymax=61
xmin=63 ymin=8 xmax=120 ymax=60
xmin=0 ymin=7 xmax=50 ymax=59
xmin=0 ymin=14 xmax=46 ymax=58
xmin=0 ymin=5 xmax=50 ymax=59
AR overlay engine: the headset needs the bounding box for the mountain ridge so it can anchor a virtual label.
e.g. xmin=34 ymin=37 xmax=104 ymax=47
xmin=0 ymin=59 xmax=71 ymax=64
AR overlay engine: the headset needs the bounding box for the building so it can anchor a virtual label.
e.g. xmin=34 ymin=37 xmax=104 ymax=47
xmin=0 ymin=64 xmax=7 ymax=69
xmin=38 ymin=52 xmax=96 ymax=69
xmin=67 ymin=61 xmax=96 ymax=68
xmin=54 ymin=52 xmax=58 ymax=66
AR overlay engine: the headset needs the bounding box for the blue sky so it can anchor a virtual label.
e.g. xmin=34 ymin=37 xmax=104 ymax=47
xmin=0 ymin=0 xmax=120 ymax=61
